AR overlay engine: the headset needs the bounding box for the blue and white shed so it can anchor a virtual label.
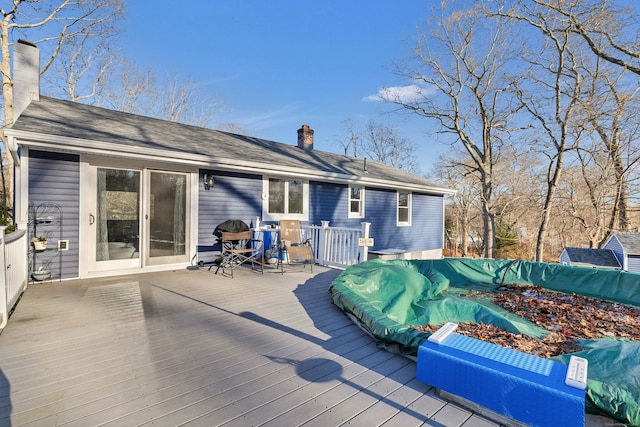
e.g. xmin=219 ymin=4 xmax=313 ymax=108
xmin=602 ymin=232 xmax=640 ymax=273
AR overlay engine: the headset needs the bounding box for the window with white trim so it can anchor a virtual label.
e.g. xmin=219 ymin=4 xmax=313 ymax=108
xmin=397 ymin=190 xmax=411 ymax=226
xmin=348 ymin=185 xmax=365 ymax=218
xmin=263 ymin=177 xmax=308 ymax=220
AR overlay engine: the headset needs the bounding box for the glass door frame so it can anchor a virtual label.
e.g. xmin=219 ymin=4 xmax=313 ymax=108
xmin=85 ymin=165 xmax=143 ymax=272
xmin=144 ymin=169 xmax=191 ymax=266
xmin=80 ymin=158 xmax=195 ymax=276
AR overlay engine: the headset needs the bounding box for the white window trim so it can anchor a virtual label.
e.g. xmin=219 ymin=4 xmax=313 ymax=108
xmin=262 ymin=176 xmax=309 ymax=221
xmin=397 ymin=190 xmax=412 ymax=226
xmin=348 ymin=185 xmax=365 ymax=219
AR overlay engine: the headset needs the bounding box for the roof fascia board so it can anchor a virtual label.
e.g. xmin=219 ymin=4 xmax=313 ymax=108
xmin=1 ymin=130 xmax=20 ymax=165
xmin=7 ymin=129 xmax=455 ymax=195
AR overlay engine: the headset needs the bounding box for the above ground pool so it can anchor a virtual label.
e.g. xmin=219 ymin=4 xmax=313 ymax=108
xmin=329 ymin=258 xmax=640 ymax=425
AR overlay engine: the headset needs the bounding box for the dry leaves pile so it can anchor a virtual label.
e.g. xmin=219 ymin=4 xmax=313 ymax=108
xmin=411 ymin=285 xmax=640 ymax=358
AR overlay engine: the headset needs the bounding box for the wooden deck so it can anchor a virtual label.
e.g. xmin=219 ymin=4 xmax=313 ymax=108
xmin=0 ymin=265 xmax=503 ymax=426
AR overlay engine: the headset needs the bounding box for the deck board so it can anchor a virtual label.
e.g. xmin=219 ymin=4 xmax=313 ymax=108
xmin=0 ymin=266 xmax=504 ymax=426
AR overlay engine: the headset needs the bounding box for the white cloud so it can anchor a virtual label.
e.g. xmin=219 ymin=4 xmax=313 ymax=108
xmin=363 ymin=84 xmax=434 ymax=103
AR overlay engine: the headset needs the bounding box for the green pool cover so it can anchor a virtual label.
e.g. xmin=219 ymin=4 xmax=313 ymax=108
xmin=329 ymin=258 xmax=640 ymax=425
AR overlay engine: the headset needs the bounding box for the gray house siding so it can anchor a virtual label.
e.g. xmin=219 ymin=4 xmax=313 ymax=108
xmin=627 ymin=256 xmax=640 ymax=273
xmin=28 ymin=150 xmax=80 ymax=279
xmin=604 ymin=235 xmax=625 ymax=269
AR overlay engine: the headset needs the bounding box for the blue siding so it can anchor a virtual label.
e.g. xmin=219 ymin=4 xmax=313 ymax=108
xmin=309 ymin=182 xmax=445 ymax=253
xmin=365 ymin=188 xmax=399 ymax=251
xmin=559 ymin=250 xmax=570 ymax=265
xmin=28 ymin=150 xmax=80 ymax=279
xmin=410 ymin=192 xmax=445 ymax=252
xmin=363 ymin=188 xmax=444 ymax=253
xmin=196 ymin=173 xmax=445 ymax=261
xmin=309 ymin=181 xmax=357 ymax=227
xmin=197 ymin=170 xmax=262 ymax=260
xmin=604 ymin=236 xmax=625 ymax=269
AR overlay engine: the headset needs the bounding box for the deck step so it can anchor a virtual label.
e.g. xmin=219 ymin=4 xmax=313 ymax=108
xmin=416 ymin=331 xmax=586 ymax=427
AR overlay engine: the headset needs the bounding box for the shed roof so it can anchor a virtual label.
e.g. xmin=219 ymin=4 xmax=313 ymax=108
xmin=7 ymin=96 xmax=453 ymax=195
xmin=610 ymin=232 xmax=640 ymax=256
xmin=562 ymin=247 xmax=621 ymax=269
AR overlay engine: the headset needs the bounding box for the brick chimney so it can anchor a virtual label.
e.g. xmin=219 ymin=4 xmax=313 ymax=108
xmin=297 ymin=124 xmax=314 ymax=151
xmin=13 ymin=39 xmax=40 ymax=121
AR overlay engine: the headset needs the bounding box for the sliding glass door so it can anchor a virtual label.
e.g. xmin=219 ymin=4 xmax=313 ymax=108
xmin=146 ymin=171 xmax=188 ymax=265
xmin=89 ymin=167 xmax=189 ymax=272
xmin=94 ymin=167 xmax=142 ymax=269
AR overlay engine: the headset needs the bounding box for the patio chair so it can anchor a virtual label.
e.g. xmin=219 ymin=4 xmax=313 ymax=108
xmin=278 ymin=219 xmax=314 ymax=273
xmin=216 ymin=230 xmax=263 ymax=278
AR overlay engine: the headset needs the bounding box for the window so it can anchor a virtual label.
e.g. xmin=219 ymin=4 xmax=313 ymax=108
xmin=264 ymin=177 xmax=308 ymax=220
xmin=397 ymin=191 xmax=411 ymax=226
xmin=348 ymin=185 xmax=365 ymax=218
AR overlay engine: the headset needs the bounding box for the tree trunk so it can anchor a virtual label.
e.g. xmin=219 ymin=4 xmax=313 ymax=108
xmin=1 ymin=18 xmax=15 ymax=214
xmin=480 ymin=165 xmax=496 ymax=259
xmin=461 ymin=207 xmax=470 ymax=257
xmin=483 ymin=204 xmax=496 ymax=259
xmin=536 ymin=151 xmax=565 ymax=261
xmin=613 ymin=151 xmax=629 ymax=231
xmin=1 ymin=18 xmax=14 ymax=128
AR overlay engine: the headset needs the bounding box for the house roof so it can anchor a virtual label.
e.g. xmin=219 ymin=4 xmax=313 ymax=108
xmin=562 ymin=247 xmax=621 ymax=268
xmin=610 ymin=232 xmax=640 ymax=256
xmin=6 ymin=96 xmax=454 ymax=195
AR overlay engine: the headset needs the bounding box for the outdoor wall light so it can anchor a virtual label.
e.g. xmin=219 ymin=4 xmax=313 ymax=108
xmin=203 ymin=174 xmax=215 ymax=190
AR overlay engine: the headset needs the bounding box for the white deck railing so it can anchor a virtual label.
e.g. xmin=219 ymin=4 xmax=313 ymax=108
xmin=0 ymin=228 xmax=28 ymax=329
xmin=303 ymin=222 xmax=371 ymax=269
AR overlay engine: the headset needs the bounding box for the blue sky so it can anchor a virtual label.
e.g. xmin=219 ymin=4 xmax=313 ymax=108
xmin=124 ymin=1 xmax=443 ymax=174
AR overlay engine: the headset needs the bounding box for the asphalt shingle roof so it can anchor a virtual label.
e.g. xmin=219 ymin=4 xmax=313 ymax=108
xmin=563 ymin=247 xmax=621 ymax=268
xmin=611 ymin=232 xmax=640 ymax=255
xmin=10 ymin=96 xmax=452 ymax=194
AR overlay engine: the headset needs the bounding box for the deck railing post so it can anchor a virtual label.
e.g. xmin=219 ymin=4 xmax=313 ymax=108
xmin=360 ymin=222 xmax=371 ymax=263
xmin=318 ymin=221 xmax=330 ymax=266
xmin=0 ymin=226 xmax=8 ymax=329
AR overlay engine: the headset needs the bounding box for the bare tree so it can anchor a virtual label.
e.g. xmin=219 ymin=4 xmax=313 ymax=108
xmin=383 ymin=3 xmax=523 ymax=258
xmin=578 ymin=58 xmax=640 ymax=236
xmin=434 ymin=153 xmax=482 ymax=257
xmin=494 ymin=1 xmax=587 ymax=261
xmin=336 ymin=118 xmax=360 ymax=157
xmin=0 ymin=0 xmax=124 ymax=127
xmin=360 ymin=120 xmax=419 ymax=173
xmin=44 ymin=27 xmax=118 ymax=104
xmin=98 ymin=58 xmax=155 ymax=114
xmin=153 ymin=75 xmax=224 ymax=128
xmin=336 ymin=118 xmax=419 ymax=173
xmin=216 ymin=121 xmax=252 ymax=136
xmin=96 ymin=60 xmax=226 ymax=128
xmin=0 ymin=0 xmax=124 ymax=214
xmin=562 ymin=156 xmax=616 ymax=248
xmin=504 ymin=1 xmax=640 ymax=260
xmin=534 ymin=0 xmax=640 ymax=75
